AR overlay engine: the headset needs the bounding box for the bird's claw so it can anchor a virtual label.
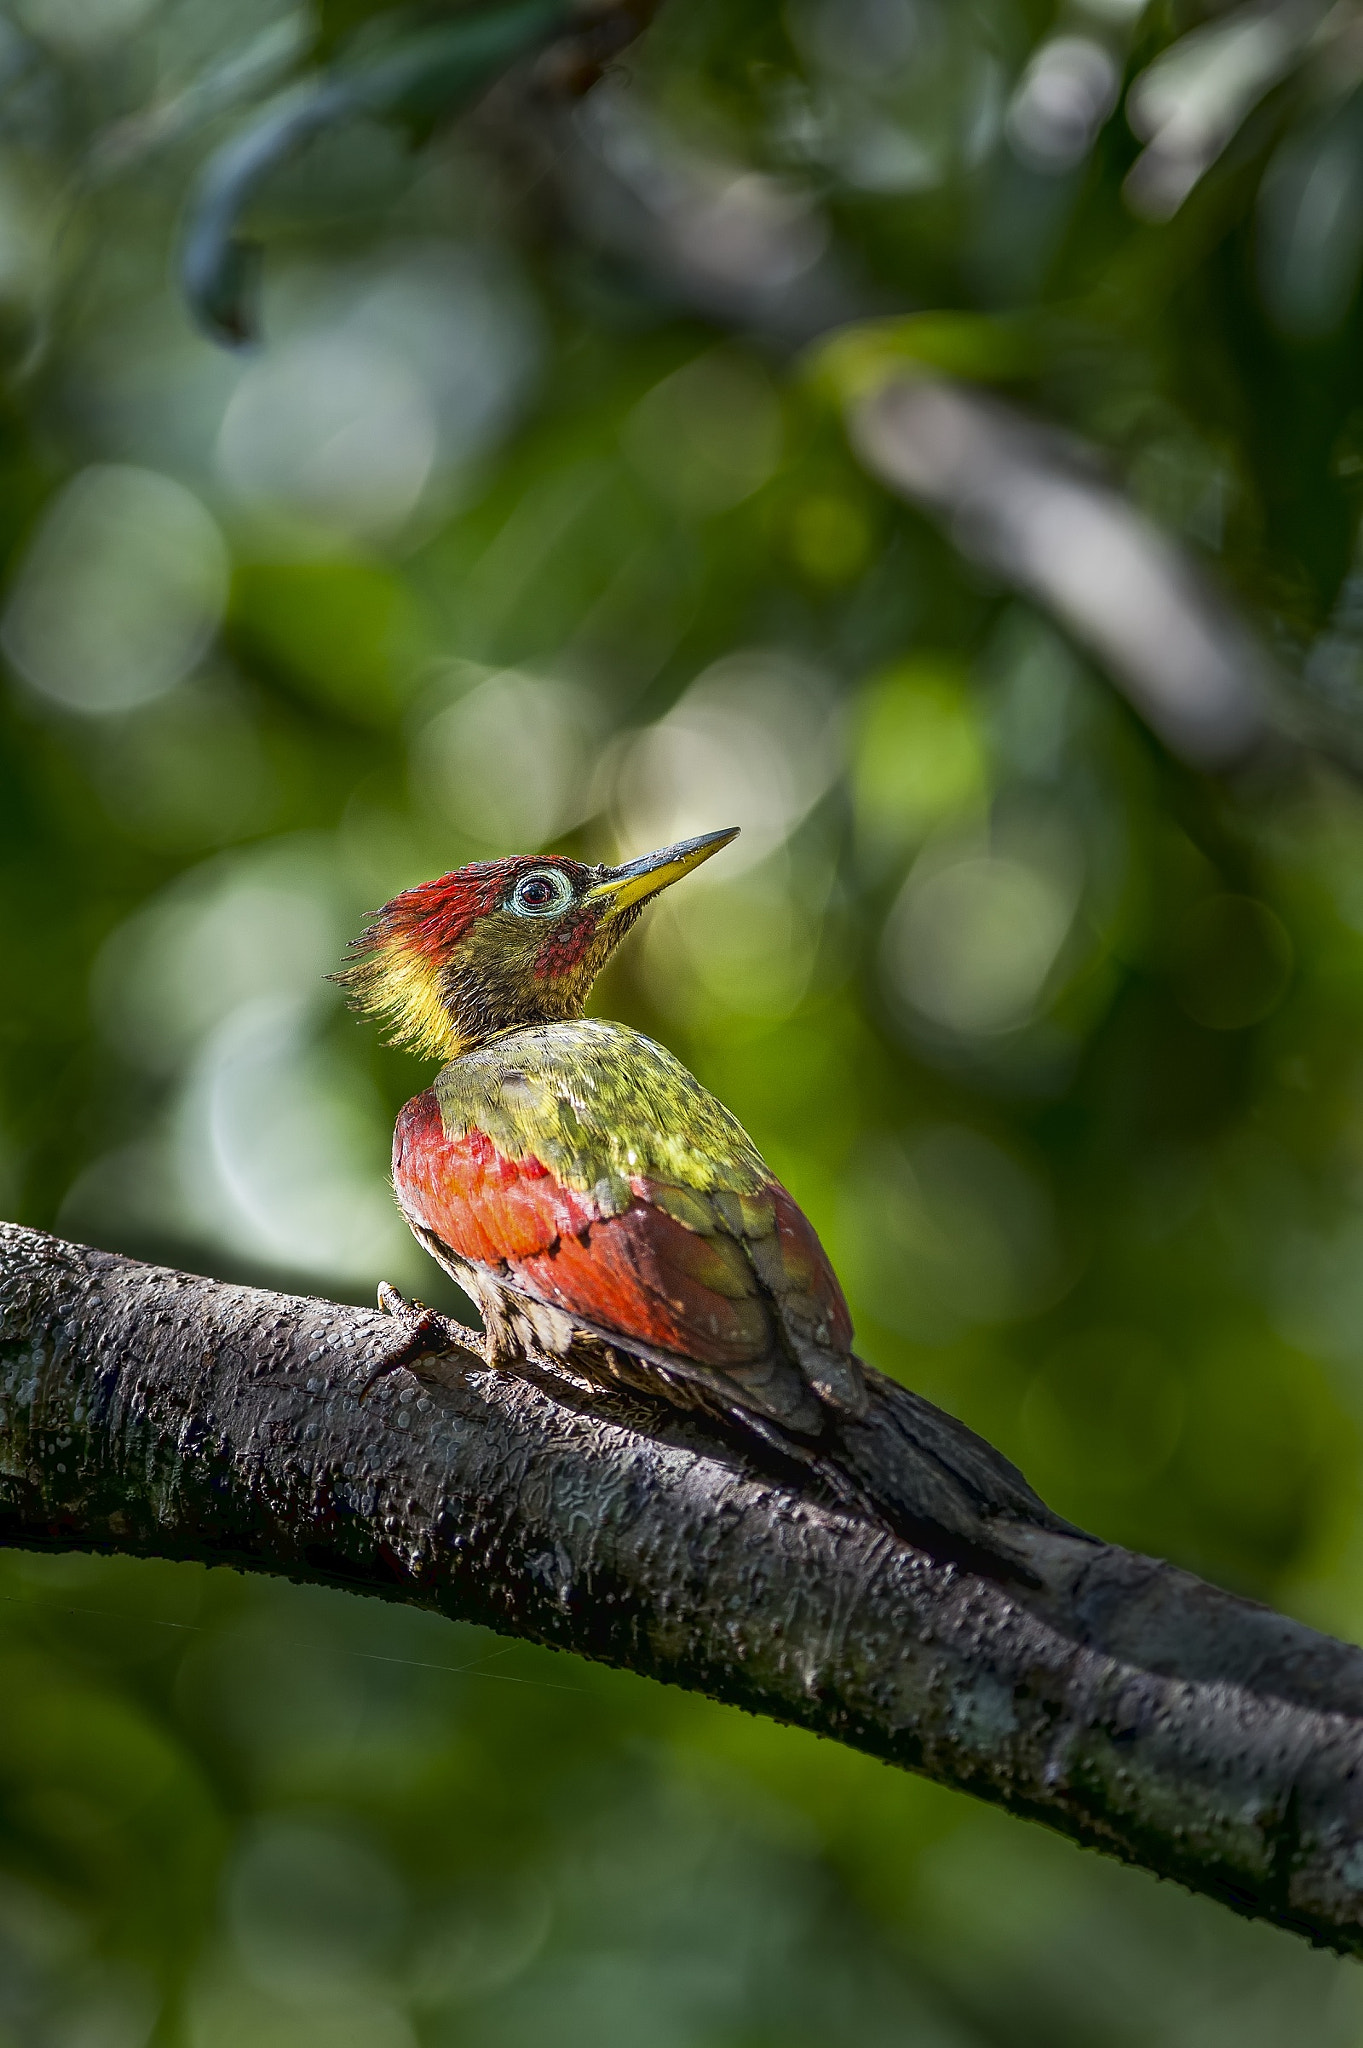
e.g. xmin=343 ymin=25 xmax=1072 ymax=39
xmin=377 ymin=1280 xmax=420 ymax=1321
xmin=357 ymin=1283 xmax=483 ymax=1400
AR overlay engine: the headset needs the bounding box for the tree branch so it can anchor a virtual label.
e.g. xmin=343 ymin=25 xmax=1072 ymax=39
xmin=4 ymin=1221 xmax=1363 ymax=1952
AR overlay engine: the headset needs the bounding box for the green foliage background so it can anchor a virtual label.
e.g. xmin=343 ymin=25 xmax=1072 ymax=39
xmin=5 ymin=0 xmax=1363 ymax=2039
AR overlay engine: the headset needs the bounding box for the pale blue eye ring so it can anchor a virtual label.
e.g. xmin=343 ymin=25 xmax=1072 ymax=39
xmin=511 ymin=869 xmax=573 ymax=917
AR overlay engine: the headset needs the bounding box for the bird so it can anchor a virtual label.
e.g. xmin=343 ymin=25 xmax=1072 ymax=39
xmin=337 ymin=827 xmax=1066 ymax=1567
xmin=337 ymin=828 xmax=872 ymax=1452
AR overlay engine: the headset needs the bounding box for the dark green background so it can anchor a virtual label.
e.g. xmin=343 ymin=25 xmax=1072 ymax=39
xmin=4 ymin=0 xmax=1363 ymax=2039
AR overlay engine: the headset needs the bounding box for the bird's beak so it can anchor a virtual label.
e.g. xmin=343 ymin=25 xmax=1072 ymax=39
xmin=585 ymin=828 xmax=740 ymax=915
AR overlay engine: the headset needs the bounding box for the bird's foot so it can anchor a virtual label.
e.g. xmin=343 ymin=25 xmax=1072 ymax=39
xmin=356 ymin=1283 xmax=487 ymax=1400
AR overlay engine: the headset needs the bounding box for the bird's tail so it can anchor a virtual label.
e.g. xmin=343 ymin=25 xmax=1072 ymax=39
xmin=742 ymin=1359 xmax=1080 ymax=1587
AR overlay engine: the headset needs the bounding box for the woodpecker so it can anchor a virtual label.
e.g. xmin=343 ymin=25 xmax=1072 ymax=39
xmin=338 ymin=829 xmax=870 ymax=1445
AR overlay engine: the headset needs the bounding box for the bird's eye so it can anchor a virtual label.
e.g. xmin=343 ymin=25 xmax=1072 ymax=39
xmin=511 ymin=868 xmax=573 ymax=917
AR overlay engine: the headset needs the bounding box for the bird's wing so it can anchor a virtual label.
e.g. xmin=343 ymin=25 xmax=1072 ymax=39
xmin=392 ymin=1085 xmax=864 ymax=1428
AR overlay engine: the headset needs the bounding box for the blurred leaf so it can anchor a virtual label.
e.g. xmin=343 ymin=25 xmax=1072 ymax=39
xmin=804 ymin=312 xmax=1040 ymax=407
xmin=229 ymin=559 xmax=427 ymax=724
xmin=180 ymin=0 xmax=571 ymax=343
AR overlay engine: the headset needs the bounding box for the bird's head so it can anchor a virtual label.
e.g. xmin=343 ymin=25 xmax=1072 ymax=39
xmin=337 ymin=828 xmax=738 ymax=1060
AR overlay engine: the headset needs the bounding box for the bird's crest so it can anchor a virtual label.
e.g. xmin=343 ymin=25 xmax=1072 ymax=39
xmin=334 ymin=865 xmax=509 ymax=1061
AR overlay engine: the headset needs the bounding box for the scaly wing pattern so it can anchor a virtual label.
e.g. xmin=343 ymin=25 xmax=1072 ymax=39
xmin=391 ymin=1020 xmax=864 ymax=1432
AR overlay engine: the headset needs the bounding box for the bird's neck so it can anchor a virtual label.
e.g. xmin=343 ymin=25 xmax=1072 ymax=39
xmin=441 ymin=961 xmax=590 ymax=1060
xmin=344 ymin=921 xmax=594 ymax=1060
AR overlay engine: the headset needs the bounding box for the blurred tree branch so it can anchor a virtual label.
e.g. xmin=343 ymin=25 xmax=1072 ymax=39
xmin=517 ymin=86 xmax=1286 ymax=774
xmin=6 ymin=1222 xmax=1363 ymax=1955
xmin=845 ymin=372 xmax=1273 ymax=771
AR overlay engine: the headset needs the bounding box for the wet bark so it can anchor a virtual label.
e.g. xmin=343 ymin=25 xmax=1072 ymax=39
xmin=4 ymin=1221 xmax=1363 ymax=1954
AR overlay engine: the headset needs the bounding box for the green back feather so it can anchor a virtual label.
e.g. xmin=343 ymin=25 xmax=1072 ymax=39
xmin=433 ymin=1019 xmax=770 ymax=1200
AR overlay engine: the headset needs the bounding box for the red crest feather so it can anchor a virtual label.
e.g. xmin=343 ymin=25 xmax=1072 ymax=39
xmin=335 ymin=858 xmax=593 ymax=1061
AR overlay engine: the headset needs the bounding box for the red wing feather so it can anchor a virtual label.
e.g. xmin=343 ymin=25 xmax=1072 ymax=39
xmin=392 ymin=1091 xmax=853 ymax=1385
xmin=394 ymin=1092 xmax=594 ymax=1263
xmin=768 ymin=1185 xmax=854 ymax=1353
xmin=514 ymin=1206 xmax=771 ymax=1366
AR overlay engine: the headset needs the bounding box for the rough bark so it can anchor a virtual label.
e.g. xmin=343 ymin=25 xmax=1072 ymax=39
xmin=4 ymin=1221 xmax=1363 ymax=1954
